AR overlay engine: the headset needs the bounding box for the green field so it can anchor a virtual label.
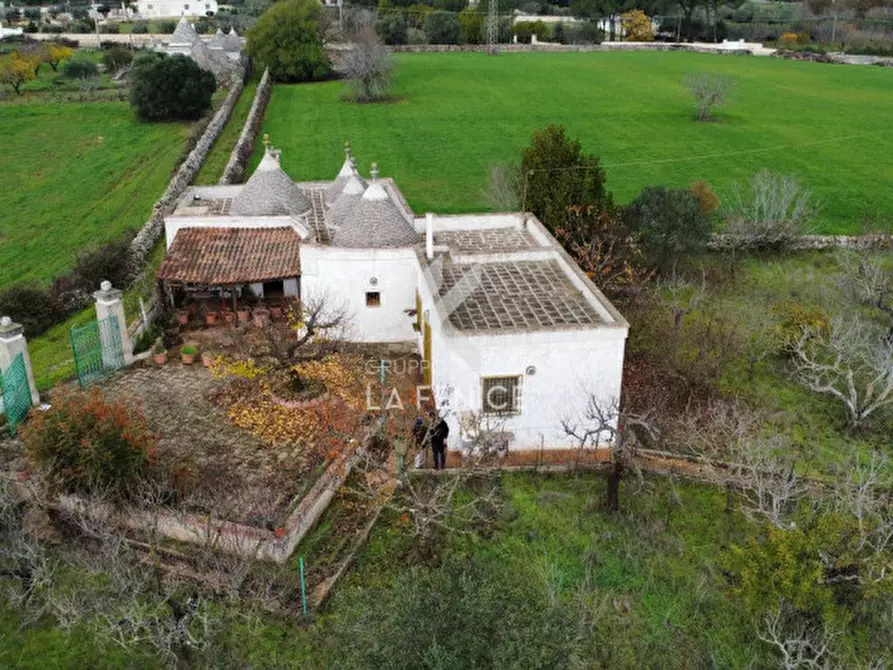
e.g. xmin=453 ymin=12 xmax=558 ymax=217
xmin=256 ymin=51 xmax=893 ymax=233
xmin=0 ymin=102 xmax=190 ymax=288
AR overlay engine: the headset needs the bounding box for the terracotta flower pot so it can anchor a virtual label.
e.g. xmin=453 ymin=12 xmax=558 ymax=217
xmin=154 ymin=352 xmax=168 ymax=366
xmin=201 ymin=352 xmax=216 ymax=367
xmin=223 ymin=310 xmax=235 ymax=324
xmin=253 ymin=308 xmax=270 ymax=328
xmin=270 ymin=305 xmax=283 ymax=319
xmin=205 ymin=311 xmax=219 ymax=326
xmin=177 ymin=310 xmax=189 ymax=326
xmin=237 ymin=308 xmax=251 ymax=323
xmin=181 ymin=352 xmax=196 ymax=365
xmin=187 ymin=303 xmax=197 ymax=316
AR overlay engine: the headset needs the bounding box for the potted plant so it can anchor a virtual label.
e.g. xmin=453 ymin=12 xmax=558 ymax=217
xmin=237 ymin=306 xmax=251 ymax=323
xmin=205 ymin=310 xmax=219 ymax=326
xmin=153 ymin=342 xmax=168 ymax=366
xmin=201 ymin=350 xmax=217 ymax=367
xmin=269 ymin=303 xmax=284 ymax=319
xmin=180 ymin=345 xmax=198 ymax=365
xmin=176 ymin=309 xmax=189 ymax=326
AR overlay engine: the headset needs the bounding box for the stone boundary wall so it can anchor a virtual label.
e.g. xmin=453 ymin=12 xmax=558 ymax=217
xmin=387 ymin=42 xmax=755 ymax=55
xmin=709 ymin=233 xmax=893 ymax=252
xmin=219 ymin=68 xmax=273 ymax=185
xmin=127 ymin=73 xmax=245 ymax=273
xmin=29 ymin=32 xmax=206 ymax=47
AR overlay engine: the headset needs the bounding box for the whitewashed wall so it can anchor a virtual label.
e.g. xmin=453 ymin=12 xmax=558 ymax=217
xmin=300 ymin=246 xmax=418 ymax=343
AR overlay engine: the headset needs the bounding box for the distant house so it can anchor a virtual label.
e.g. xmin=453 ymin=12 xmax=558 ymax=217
xmin=135 ymin=0 xmax=219 ymax=19
xmin=155 ymin=17 xmax=243 ymax=83
xmin=158 ymin=141 xmax=629 ymax=454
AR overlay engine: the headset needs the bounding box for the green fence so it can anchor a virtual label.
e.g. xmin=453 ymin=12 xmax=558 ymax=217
xmin=1 ymin=353 xmax=32 ymax=434
xmin=70 ymin=315 xmax=125 ymax=388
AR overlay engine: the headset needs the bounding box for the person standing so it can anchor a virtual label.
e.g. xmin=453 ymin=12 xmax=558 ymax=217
xmin=429 ymin=411 xmax=449 ymax=470
xmin=412 ymin=416 xmax=428 ymax=468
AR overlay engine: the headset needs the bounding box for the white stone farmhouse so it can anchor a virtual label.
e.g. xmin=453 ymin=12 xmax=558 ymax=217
xmin=158 ymin=141 xmax=629 ymax=452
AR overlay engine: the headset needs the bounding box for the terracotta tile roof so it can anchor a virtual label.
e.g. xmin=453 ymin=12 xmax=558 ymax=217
xmin=157 ymin=227 xmax=301 ymax=285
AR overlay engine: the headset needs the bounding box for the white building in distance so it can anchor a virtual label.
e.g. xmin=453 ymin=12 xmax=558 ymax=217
xmin=134 ymin=0 xmax=219 ymax=19
xmin=158 ymin=141 xmax=629 ymax=454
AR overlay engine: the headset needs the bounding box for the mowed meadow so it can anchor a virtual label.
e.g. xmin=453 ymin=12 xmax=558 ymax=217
xmin=0 ymin=102 xmax=191 ymax=287
xmin=256 ymin=51 xmax=893 ymax=233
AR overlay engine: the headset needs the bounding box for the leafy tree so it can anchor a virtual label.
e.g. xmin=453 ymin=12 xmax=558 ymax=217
xmin=623 ymin=185 xmax=714 ymax=270
xmin=520 ymin=124 xmax=610 ymax=234
xmin=62 ymin=59 xmax=99 ymax=79
xmin=620 ymin=9 xmax=653 ymax=40
xmin=424 ymin=10 xmax=462 ymax=44
xmin=3 ymin=8 xmax=20 ymax=22
xmin=45 ymin=42 xmax=73 ymax=71
xmin=0 ymin=51 xmax=37 ymax=94
xmin=245 ymin=0 xmax=331 ymax=83
xmin=24 ymin=7 xmax=41 ymax=21
xmin=130 ymin=54 xmax=216 ymax=121
xmin=458 ymin=7 xmax=484 ymax=44
xmin=102 ymin=46 xmax=134 ymax=72
xmin=375 ymin=10 xmax=408 ymax=45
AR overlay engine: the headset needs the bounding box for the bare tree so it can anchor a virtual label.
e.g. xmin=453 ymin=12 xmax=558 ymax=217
xmin=790 ymin=317 xmax=893 ymax=428
xmin=339 ymin=21 xmax=394 ymax=103
xmin=837 ymin=250 xmax=893 ymax=342
xmin=560 ymin=395 xmax=658 ymax=512
xmin=725 ymin=170 xmax=817 ymax=250
xmin=656 ymin=269 xmax=706 ymax=336
xmin=757 ymin=600 xmax=839 ymax=670
xmin=484 ymin=163 xmax=525 ymax=211
xmin=683 ymin=72 xmax=734 ymax=121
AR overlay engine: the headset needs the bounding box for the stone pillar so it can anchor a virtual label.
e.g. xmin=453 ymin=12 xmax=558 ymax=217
xmin=93 ymin=281 xmax=134 ymax=365
xmin=0 ymin=316 xmax=41 ymax=406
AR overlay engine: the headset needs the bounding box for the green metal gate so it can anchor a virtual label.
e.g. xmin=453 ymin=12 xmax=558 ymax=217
xmin=70 ymin=315 xmax=125 ymax=388
xmin=1 ymin=353 xmax=32 ymax=434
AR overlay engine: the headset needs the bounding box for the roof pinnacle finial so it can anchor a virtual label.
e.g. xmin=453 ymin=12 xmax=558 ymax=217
xmin=344 ymin=140 xmax=351 ymax=160
xmin=263 ymin=133 xmax=271 ymax=152
xmin=370 ymin=162 xmax=379 ymax=180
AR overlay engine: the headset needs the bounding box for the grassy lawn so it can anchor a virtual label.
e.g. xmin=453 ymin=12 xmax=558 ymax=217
xmin=0 ymin=101 xmax=190 ymax=288
xmin=194 ymin=76 xmax=259 ymax=185
xmin=256 ymin=51 xmax=893 ymax=234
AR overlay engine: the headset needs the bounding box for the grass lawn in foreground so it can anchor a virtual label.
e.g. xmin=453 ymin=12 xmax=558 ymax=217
xmin=256 ymin=51 xmax=893 ymax=234
xmin=0 ymin=101 xmax=190 ymax=287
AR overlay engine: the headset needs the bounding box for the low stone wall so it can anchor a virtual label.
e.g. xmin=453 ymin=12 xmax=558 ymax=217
xmin=128 ymin=72 xmax=246 ymax=273
xmin=709 ymin=233 xmax=893 ymax=252
xmin=219 ymin=68 xmax=273 ymax=185
xmin=387 ymin=42 xmax=755 ymax=55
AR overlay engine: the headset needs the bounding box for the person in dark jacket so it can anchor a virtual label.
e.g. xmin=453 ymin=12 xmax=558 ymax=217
xmin=429 ymin=411 xmax=449 ymax=470
xmin=412 ymin=416 xmax=428 ymax=468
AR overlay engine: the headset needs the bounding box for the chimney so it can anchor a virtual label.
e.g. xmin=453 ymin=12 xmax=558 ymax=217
xmin=425 ymin=213 xmax=434 ymax=260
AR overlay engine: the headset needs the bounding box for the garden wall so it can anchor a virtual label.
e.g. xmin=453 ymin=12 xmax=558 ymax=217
xmin=708 ymin=233 xmax=893 ymax=252
xmin=219 ymin=68 xmax=273 ymax=185
xmin=386 ymin=42 xmax=757 ymax=55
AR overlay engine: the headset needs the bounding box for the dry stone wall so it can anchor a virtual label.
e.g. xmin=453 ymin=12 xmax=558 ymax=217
xmin=219 ymin=68 xmax=273 ymax=185
xmin=708 ymin=233 xmax=893 ymax=252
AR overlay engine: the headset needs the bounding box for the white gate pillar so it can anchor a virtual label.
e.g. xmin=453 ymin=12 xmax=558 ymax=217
xmin=0 ymin=316 xmax=40 ymax=406
xmin=93 ymin=281 xmax=134 ymax=365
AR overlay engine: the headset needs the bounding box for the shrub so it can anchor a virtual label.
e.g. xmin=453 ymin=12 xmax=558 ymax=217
xmin=375 ymin=10 xmax=408 ymax=45
xmin=72 ymin=232 xmax=135 ymax=290
xmin=158 ymin=20 xmax=177 ymax=34
xmin=407 ymin=27 xmax=427 ymax=44
xmin=101 ymin=46 xmax=133 ymax=72
xmin=0 ymin=283 xmax=56 ymax=335
xmin=621 ymin=9 xmax=653 ymax=41
xmin=579 ymin=20 xmax=604 ymax=44
xmin=181 ymin=345 xmax=198 ymax=355
xmin=22 ymin=387 xmax=156 ymax=499
xmin=458 ymin=8 xmax=483 ymax=44
xmin=99 ymin=22 xmax=120 ymax=34
xmin=245 ymin=0 xmax=331 ymax=83
xmin=131 ymin=21 xmax=150 ymax=34
xmin=552 ymin=21 xmax=565 ymax=43
xmin=770 ymin=301 xmax=830 ymax=354
xmin=513 ymin=20 xmax=549 ymax=43
xmin=70 ymin=21 xmax=94 ymax=34
xmin=130 ymin=53 xmax=216 ymax=121
xmin=3 ymin=8 xmax=20 ymax=23
xmin=24 ymin=21 xmax=39 ymax=34
xmin=24 ymin=8 xmax=41 ymax=21
xmin=62 ymin=59 xmax=99 ymax=79
xmin=406 ymin=3 xmax=432 ymax=29
xmin=624 ymin=185 xmax=714 ymax=271
xmin=425 ymin=10 xmax=461 ymax=44
xmin=133 ymin=324 xmax=162 ymax=355
xmin=41 ymin=24 xmax=66 ymax=34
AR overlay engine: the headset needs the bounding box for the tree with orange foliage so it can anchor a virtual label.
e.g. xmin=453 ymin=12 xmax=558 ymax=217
xmin=621 ymin=10 xmax=653 ymax=41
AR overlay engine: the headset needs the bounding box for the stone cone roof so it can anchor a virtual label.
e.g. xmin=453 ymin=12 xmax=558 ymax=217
xmin=170 ymin=17 xmax=200 ymax=45
xmin=326 ymin=151 xmax=365 ymax=201
xmin=331 ymin=181 xmax=418 ymax=248
xmin=231 ymin=149 xmax=311 ymax=217
xmin=208 ymin=28 xmax=227 ymax=50
xmin=224 ymin=27 xmax=242 ymax=51
xmin=328 ymin=174 xmax=365 ymax=227
xmin=189 ymin=38 xmax=240 ymax=83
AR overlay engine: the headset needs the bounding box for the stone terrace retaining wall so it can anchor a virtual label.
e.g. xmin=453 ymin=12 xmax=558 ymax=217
xmin=128 ymin=72 xmax=245 ymax=272
xmin=219 ymin=68 xmax=273 ymax=185
xmin=709 ymin=233 xmax=893 ymax=252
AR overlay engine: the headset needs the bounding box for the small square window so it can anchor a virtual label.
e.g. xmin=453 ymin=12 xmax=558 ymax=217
xmin=481 ymin=376 xmax=522 ymax=416
xmin=183 ymin=3 xmax=190 ymax=8
xmin=366 ymin=291 xmax=381 ymax=307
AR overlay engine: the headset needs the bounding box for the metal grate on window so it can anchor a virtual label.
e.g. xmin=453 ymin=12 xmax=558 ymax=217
xmin=481 ymin=376 xmax=521 ymax=416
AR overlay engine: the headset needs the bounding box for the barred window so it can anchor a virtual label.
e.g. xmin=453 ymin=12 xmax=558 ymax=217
xmin=481 ymin=376 xmax=521 ymax=416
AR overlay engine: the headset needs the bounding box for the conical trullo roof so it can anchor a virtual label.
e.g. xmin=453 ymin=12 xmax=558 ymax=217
xmin=328 ymin=174 xmax=365 ymax=228
xmin=231 ymin=143 xmax=311 ymax=217
xmin=331 ymin=165 xmax=418 ymax=248
xmin=224 ymin=27 xmax=242 ymax=51
xmin=326 ymin=142 xmax=367 ymax=201
xmin=170 ymin=17 xmax=200 ymax=45
xmin=208 ymin=28 xmax=227 ymax=50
